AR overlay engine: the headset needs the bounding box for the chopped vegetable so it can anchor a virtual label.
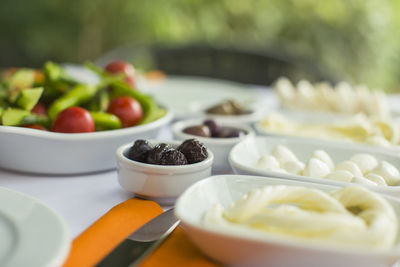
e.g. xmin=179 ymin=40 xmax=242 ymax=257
xmin=0 ymin=60 xmax=166 ymax=132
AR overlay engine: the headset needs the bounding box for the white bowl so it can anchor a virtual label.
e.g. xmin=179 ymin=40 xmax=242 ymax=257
xmin=116 ymin=140 xmax=213 ymax=205
xmin=171 ymin=118 xmax=254 ymax=173
xmin=0 ymin=108 xmax=173 ymax=175
xmin=175 ymin=174 xmax=400 ymax=267
xmin=229 ymin=136 xmax=400 ymax=197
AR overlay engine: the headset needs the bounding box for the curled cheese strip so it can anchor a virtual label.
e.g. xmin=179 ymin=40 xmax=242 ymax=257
xmin=330 ymin=186 xmax=397 ymax=248
xmin=259 ymin=113 xmax=400 ymax=146
xmin=203 ymin=185 xmax=398 ymax=249
xmin=225 ymin=185 xmax=347 ymax=222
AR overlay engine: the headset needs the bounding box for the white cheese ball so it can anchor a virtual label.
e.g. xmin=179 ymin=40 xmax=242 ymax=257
xmin=352 ymin=176 xmax=378 ymax=186
xmin=349 ymin=153 xmax=378 ymax=174
xmin=364 ymin=173 xmax=387 ymax=186
xmin=335 ymin=161 xmax=363 ymax=178
xmin=256 ymin=155 xmax=280 ymax=170
xmin=282 ymin=161 xmax=305 ymax=175
xmin=312 ymin=150 xmax=334 ymax=171
xmin=303 ymin=158 xmax=330 ymax=178
xmin=271 ymin=145 xmax=298 ymax=165
xmin=370 ymin=161 xmax=400 ymax=186
xmin=325 ymin=170 xmax=354 ymax=183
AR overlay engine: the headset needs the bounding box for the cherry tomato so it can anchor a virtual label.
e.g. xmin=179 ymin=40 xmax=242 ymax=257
xmin=51 ymin=107 xmax=95 ymax=133
xmin=31 ymin=103 xmax=47 ymax=116
xmin=24 ymin=124 xmax=47 ymax=131
xmin=107 ymin=96 xmax=143 ymax=128
xmin=124 ymin=75 xmax=136 ymax=88
xmin=105 ymin=60 xmax=136 ymax=87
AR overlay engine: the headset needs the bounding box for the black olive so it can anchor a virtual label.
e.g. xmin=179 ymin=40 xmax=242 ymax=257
xmin=217 ymin=127 xmax=246 ymax=138
xmin=203 ymin=119 xmax=220 ymax=137
xmin=146 ymin=143 xmax=173 ymax=165
xmin=128 ymin=139 xmax=153 ymax=162
xmin=159 ymin=150 xmax=188 ymax=165
xmin=177 ymin=139 xmax=208 ymax=164
xmin=183 ymin=125 xmax=211 ymax=137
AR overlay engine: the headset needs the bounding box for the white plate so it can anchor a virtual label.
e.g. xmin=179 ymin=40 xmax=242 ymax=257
xmin=0 ymin=187 xmax=70 ymax=267
xmin=175 ymin=175 xmax=400 ymax=267
xmin=139 ymin=76 xmax=271 ymax=119
xmin=229 ymin=136 xmax=400 ymax=197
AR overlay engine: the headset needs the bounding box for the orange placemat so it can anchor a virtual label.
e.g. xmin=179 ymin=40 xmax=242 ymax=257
xmin=62 ymin=198 xmax=220 ymax=267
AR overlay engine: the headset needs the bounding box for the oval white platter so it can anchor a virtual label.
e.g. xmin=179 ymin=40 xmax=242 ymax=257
xmin=229 ymin=136 xmax=400 ymax=197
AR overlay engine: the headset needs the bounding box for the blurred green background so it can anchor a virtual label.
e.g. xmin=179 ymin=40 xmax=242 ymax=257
xmin=1 ymin=0 xmax=400 ymax=91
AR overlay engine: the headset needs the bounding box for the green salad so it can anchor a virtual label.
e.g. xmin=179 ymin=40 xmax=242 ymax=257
xmin=0 ymin=60 xmax=166 ymax=133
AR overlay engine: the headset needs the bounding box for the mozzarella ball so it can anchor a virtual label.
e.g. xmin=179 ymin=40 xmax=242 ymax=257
xmin=282 ymin=160 xmax=305 ymax=175
xmin=303 ymin=158 xmax=330 ymax=178
xmin=370 ymin=161 xmax=400 ymax=186
xmin=256 ymin=155 xmax=280 ymax=170
xmin=271 ymin=145 xmax=298 ymax=165
xmin=325 ymin=170 xmax=354 ymax=183
xmin=335 ymin=161 xmax=363 ymax=178
xmin=349 ymin=153 xmax=378 ymax=174
xmin=312 ymin=150 xmax=334 ymax=171
xmin=364 ymin=173 xmax=387 ymax=186
xmin=352 ymin=176 xmax=378 ymax=186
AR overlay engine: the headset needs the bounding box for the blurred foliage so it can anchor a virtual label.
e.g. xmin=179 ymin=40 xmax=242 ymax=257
xmin=1 ymin=0 xmax=400 ymax=91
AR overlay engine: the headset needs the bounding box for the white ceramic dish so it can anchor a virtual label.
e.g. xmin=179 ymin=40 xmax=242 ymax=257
xmin=171 ymin=118 xmax=254 ymax=173
xmin=0 ymin=187 xmax=70 ymax=267
xmin=229 ymin=136 xmax=400 ymax=197
xmin=175 ymin=174 xmax=400 ymax=267
xmin=116 ymin=140 xmax=213 ymax=205
xmin=0 ymin=108 xmax=173 ymax=175
xmin=140 ymin=76 xmax=268 ymax=119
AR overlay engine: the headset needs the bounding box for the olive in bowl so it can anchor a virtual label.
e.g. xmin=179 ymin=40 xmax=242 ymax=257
xmin=116 ymin=139 xmax=213 ymax=205
xmin=172 ymin=119 xmax=254 ymax=173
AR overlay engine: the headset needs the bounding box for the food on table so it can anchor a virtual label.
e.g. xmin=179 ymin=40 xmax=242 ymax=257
xmin=274 ymin=77 xmax=389 ymax=118
xmin=128 ymin=139 xmax=153 ymax=163
xmin=205 ymin=99 xmax=250 ymax=116
xmin=259 ymin=112 xmax=400 ymax=147
xmin=183 ymin=119 xmax=246 ymax=138
xmin=106 ymin=96 xmax=143 ymax=128
xmin=203 ymin=185 xmax=398 ymax=249
xmin=105 ymin=60 xmax=136 ymax=87
xmin=177 ymin=139 xmax=208 ymax=163
xmin=51 ymin=106 xmax=95 ymax=133
xmin=127 ymin=139 xmax=208 ymax=165
xmin=255 ymin=144 xmax=400 ymax=186
xmin=0 ymin=60 xmax=166 ymax=133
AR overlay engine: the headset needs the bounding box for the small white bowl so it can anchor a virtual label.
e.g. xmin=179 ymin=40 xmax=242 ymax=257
xmin=0 ymin=108 xmax=173 ymax=175
xmin=229 ymin=136 xmax=400 ymax=197
xmin=172 ymin=118 xmax=254 ymax=173
xmin=175 ymin=175 xmax=400 ymax=267
xmin=116 ymin=140 xmax=214 ymax=205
